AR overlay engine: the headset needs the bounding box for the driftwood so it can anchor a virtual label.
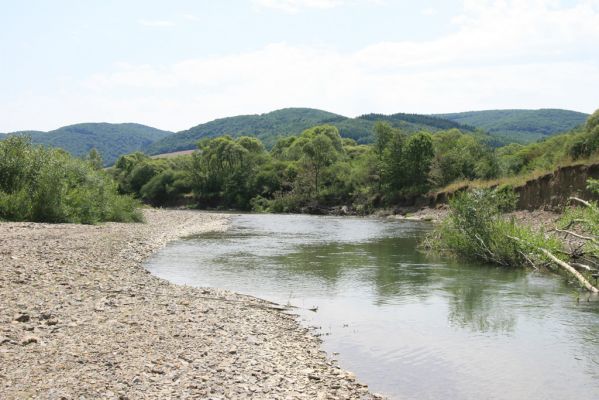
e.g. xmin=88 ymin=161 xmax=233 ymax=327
xmin=507 ymin=235 xmax=599 ymax=293
xmin=554 ymin=228 xmax=599 ymax=244
xmin=569 ymin=196 xmax=593 ymax=208
xmin=538 ymin=248 xmax=599 ymax=293
xmin=571 ymin=262 xmax=593 ymax=272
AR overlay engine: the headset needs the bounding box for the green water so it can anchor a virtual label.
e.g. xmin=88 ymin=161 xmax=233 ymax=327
xmin=145 ymin=214 xmax=599 ymax=400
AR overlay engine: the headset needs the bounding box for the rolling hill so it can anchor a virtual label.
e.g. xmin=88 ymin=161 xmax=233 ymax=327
xmin=435 ymin=109 xmax=588 ymax=143
xmin=6 ymin=123 xmax=172 ymax=165
xmin=146 ymin=108 xmax=479 ymax=155
xmin=3 ymin=108 xmax=588 ymax=163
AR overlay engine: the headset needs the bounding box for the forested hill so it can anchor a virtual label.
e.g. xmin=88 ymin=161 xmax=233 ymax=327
xmin=4 ymin=108 xmax=587 ymax=162
xmin=7 ymin=123 xmax=172 ymax=166
xmin=435 ymin=109 xmax=588 ymax=143
xmin=146 ymin=108 xmax=479 ymax=155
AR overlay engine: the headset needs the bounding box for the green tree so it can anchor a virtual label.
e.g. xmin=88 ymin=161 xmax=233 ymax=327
xmin=373 ymin=122 xmax=395 ymax=192
xmin=85 ymin=148 xmax=104 ymax=170
xmin=191 ymin=135 xmax=268 ymax=209
xmin=382 ymin=130 xmax=406 ymax=192
xmin=402 ymin=132 xmax=434 ymax=192
xmin=0 ymin=136 xmax=141 ymax=223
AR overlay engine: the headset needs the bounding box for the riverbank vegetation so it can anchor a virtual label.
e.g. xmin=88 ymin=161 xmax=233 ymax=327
xmin=0 ymin=136 xmax=142 ymax=224
xmin=111 ymin=123 xmax=498 ymax=212
xmin=438 ymin=108 xmax=599 ymax=195
xmin=425 ymin=186 xmax=599 ymax=292
xmin=109 ymin=109 xmax=598 ymax=214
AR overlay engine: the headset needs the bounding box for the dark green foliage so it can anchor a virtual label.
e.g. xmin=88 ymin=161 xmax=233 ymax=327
xmin=437 ymin=109 xmax=588 ymax=144
xmin=431 ymin=129 xmax=499 ymax=186
xmin=559 ymin=178 xmax=599 ymax=241
xmin=112 ymin=152 xmax=192 ymax=207
xmin=114 ymin=119 xmax=504 ymax=212
xmin=146 ymin=108 xmax=495 ymax=155
xmin=379 ymin=131 xmax=435 ymax=197
xmin=0 ymin=136 xmax=142 ymax=223
xmin=427 ymin=189 xmax=561 ymax=267
xmin=568 ymin=109 xmax=599 ymax=160
xmin=359 ymin=112 xmax=477 ymax=132
xmin=490 ymin=109 xmax=598 ymax=177
xmin=191 ymin=136 xmax=268 ymax=210
xmin=115 ymin=108 xmax=599 ymax=213
xmin=147 ymin=108 xmax=344 ymax=154
xmin=140 ymin=170 xmax=191 ymax=206
xmin=85 ymin=148 xmax=104 ymax=170
xmin=6 ymin=123 xmax=172 ymax=166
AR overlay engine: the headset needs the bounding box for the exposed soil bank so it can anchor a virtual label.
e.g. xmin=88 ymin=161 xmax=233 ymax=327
xmin=427 ymin=162 xmax=599 ymax=210
xmin=0 ymin=210 xmax=377 ymax=399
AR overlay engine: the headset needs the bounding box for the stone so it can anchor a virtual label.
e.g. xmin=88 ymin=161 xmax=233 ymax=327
xmin=14 ymin=313 xmax=30 ymax=323
xmin=0 ymin=210 xmax=377 ymax=399
xmin=21 ymin=335 xmax=39 ymax=346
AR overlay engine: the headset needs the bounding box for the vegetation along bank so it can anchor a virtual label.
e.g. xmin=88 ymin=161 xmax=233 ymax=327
xmin=109 ymin=109 xmax=599 ymax=216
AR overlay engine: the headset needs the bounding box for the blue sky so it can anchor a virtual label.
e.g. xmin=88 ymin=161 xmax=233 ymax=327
xmin=1 ymin=0 xmax=598 ymax=132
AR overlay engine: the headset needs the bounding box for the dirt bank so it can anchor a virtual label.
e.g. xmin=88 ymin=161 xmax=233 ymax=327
xmin=425 ymin=162 xmax=599 ymax=211
xmin=0 ymin=210 xmax=377 ymax=399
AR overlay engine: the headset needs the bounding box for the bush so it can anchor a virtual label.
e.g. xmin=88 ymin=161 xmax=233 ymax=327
xmin=426 ymin=189 xmax=561 ymax=267
xmin=0 ymin=136 xmax=143 ymax=224
xmin=140 ymin=169 xmax=191 ymax=206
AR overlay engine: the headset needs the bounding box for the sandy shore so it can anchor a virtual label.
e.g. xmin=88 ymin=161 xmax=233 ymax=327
xmin=0 ymin=210 xmax=377 ymax=399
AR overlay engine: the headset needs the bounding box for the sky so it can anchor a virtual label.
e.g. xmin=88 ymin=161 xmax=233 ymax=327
xmin=1 ymin=0 xmax=598 ymax=132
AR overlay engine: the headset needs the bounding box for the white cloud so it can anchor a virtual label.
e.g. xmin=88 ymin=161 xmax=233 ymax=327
xmin=421 ymin=7 xmax=437 ymax=16
xmin=253 ymin=0 xmax=345 ymax=13
xmin=183 ymin=14 xmax=202 ymax=22
xmin=3 ymin=0 xmax=599 ymax=132
xmin=138 ymin=19 xmax=174 ymax=28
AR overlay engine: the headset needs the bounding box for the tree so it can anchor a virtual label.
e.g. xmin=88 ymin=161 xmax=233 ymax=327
xmin=373 ymin=121 xmax=393 ymax=159
xmin=0 ymin=137 xmax=141 ymax=223
xmin=373 ymin=122 xmax=395 ymax=192
xmin=292 ymin=125 xmax=345 ymax=196
xmin=85 ymin=148 xmax=104 ymax=170
xmin=382 ymin=130 xmax=406 ymax=192
xmin=192 ymin=136 xmax=267 ymax=209
xmin=401 ymin=132 xmax=434 ymax=192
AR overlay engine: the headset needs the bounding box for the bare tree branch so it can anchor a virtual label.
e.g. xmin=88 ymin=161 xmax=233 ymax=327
xmin=569 ymin=197 xmax=592 ymax=208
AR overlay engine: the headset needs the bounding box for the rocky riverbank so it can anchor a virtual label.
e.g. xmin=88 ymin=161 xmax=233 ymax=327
xmin=0 ymin=210 xmax=378 ymax=399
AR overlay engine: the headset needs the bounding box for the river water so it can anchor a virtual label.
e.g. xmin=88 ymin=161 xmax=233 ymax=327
xmin=145 ymin=214 xmax=599 ymax=399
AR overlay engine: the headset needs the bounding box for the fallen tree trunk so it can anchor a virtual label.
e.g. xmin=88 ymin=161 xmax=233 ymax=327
xmin=538 ymin=248 xmax=599 ymax=293
xmin=507 ymin=235 xmax=599 ymax=293
xmin=569 ymin=196 xmax=593 ymax=208
xmin=571 ymin=262 xmax=593 ymax=272
xmin=554 ymin=228 xmax=599 ymax=244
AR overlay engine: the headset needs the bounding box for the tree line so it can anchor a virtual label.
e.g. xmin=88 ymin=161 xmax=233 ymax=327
xmin=3 ymin=109 xmax=596 ymax=222
xmin=111 ymin=122 xmax=499 ymax=212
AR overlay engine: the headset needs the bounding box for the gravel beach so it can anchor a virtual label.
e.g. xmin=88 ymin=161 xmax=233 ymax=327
xmin=0 ymin=209 xmax=377 ymax=399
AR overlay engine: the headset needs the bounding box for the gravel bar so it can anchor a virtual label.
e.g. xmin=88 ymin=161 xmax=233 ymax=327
xmin=0 ymin=209 xmax=379 ymax=399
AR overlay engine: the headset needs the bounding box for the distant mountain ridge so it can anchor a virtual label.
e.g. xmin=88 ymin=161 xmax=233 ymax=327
xmin=435 ymin=109 xmax=588 ymax=143
xmin=2 ymin=108 xmax=588 ymax=163
xmin=6 ymin=123 xmax=172 ymax=165
xmin=145 ymin=108 xmax=482 ymax=155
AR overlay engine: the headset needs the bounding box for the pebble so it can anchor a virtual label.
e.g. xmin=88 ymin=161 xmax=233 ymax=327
xmin=0 ymin=209 xmax=379 ymax=399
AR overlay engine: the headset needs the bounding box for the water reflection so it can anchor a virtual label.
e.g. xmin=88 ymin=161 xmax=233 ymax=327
xmin=145 ymin=213 xmax=599 ymax=400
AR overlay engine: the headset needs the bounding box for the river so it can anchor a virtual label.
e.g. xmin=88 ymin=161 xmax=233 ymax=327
xmin=145 ymin=213 xmax=599 ymax=399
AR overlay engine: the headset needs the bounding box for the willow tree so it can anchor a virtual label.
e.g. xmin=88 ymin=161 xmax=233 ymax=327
xmin=191 ymin=135 xmax=267 ymax=209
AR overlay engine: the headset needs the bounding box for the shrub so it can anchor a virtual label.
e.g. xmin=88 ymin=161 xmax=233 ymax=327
xmin=426 ymin=189 xmax=561 ymax=267
xmin=0 ymin=136 xmax=143 ymax=224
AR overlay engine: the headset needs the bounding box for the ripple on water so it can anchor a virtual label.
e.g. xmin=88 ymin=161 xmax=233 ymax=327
xmin=145 ymin=214 xmax=599 ymax=400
